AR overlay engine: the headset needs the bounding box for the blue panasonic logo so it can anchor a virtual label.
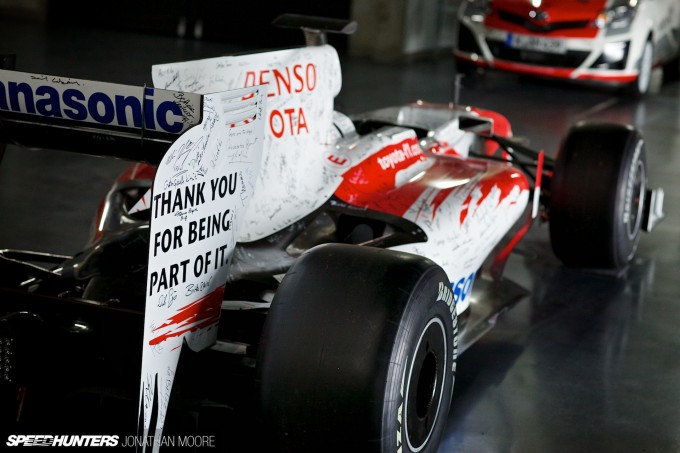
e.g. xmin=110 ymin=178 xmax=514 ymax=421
xmin=0 ymin=70 xmax=200 ymax=134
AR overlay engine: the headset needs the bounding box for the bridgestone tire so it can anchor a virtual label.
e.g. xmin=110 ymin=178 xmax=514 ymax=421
xmin=256 ymin=243 xmax=458 ymax=452
xmin=549 ymin=121 xmax=647 ymax=270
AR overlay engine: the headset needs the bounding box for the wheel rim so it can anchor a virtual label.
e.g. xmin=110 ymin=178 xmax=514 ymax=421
xmin=626 ymin=158 xmax=645 ymax=240
xmin=405 ymin=318 xmax=447 ymax=452
xmin=638 ymin=41 xmax=653 ymax=94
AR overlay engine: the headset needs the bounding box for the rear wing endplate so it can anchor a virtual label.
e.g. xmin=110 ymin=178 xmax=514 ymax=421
xmin=0 ymin=63 xmax=268 ymax=451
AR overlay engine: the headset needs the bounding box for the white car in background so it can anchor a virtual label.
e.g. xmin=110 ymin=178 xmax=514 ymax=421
xmin=454 ymin=0 xmax=680 ymax=95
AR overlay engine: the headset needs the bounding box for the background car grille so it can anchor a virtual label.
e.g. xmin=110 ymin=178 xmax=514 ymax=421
xmin=488 ymin=39 xmax=590 ymax=68
xmin=497 ymin=9 xmax=592 ymax=33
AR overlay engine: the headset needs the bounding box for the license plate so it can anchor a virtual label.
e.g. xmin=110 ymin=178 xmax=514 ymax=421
xmin=507 ymin=34 xmax=567 ymax=55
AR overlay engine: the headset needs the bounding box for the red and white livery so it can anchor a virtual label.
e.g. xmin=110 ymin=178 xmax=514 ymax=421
xmin=454 ymin=0 xmax=680 ymax=94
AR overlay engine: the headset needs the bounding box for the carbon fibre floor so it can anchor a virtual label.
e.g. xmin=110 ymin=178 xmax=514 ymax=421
xmin=1 ymin=15 xmax=680 ymax=453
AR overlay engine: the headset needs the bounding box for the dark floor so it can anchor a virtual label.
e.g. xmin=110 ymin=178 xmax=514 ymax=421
xmin=1 ymin=16 xmax=680 ymax=453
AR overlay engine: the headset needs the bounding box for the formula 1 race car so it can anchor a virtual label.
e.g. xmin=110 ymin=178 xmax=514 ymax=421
xmin=0 ymin=14 xmax=665 ymax=453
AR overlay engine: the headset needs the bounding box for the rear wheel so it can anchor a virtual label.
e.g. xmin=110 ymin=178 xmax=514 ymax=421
xmin=256 ymin=244 xmax=458 ymax=452
xmin=549 ymin=122 xmax=647 ymax=270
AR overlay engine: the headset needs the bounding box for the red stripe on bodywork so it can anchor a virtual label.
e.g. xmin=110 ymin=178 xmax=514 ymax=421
xmin=495 ymin=60 xmax=577 ymax=78
xmin=575 ymin=72 xmax=638 ymax=83
xmin=336 ymin=153 xmax=529 ymax=224
xmin=115 ymin=162 xmax=157 ymax=183
xmin=459 ymin=166 xmax=528 ymax=225
xmin=456 ymin=47 xmax=638 ymax=84
xmin=335 ymin=158 xmax=478 ymax=218
xmin=335 ymin=136 xmax=427 ymax=212
xmin=149 ymin=286 xmax=224 ymax=346
xmin=430 ymin=185 xmax=458 ymax=220
xmin=493 ymin=60 xmax=638 ymax=83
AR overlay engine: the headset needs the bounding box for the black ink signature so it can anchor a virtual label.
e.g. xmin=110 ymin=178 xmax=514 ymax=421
xmin=157 ymin=288 xmax=178 ymax=308
xmin=51 ymin=77 xmax=81 ymax=86
xmin=165 ymin=137 xmax=205 ymax=171
xmin=173 ymin=91 xmax=196 ymax=122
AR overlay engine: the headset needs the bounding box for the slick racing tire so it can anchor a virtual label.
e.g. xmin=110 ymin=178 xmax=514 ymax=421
xmin=549 ymin=121 xmax=647 ymax=270
xmin=256 ymin=244 xmax=458 ymax=453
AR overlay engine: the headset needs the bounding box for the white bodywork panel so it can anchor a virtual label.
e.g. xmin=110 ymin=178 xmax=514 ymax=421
xmin=152 ymin=46 xmax=343 ymax=242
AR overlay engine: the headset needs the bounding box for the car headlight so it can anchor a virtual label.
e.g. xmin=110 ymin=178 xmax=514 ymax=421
xmin=595 ymin=0 xmax=638 ymax=34
xmin=462 ymin=0 xmax=491 ymax=23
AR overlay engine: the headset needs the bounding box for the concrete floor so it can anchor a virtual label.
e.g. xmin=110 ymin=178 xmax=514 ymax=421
xmin=1 ymin=16 xmax=680 ymax=453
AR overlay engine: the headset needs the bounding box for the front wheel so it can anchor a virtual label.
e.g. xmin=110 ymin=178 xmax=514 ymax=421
xmin=549 ymin=122 xmax=647 ymax=270
xmin=256 ymin=244 xmax=458 ymax=452
xmin=628 ymin=38 xmax=654 ymax=96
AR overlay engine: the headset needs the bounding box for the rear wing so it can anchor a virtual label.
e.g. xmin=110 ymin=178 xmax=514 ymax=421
xmin=0 ymin=68 xmax=203 ymax=164
xmin=0 ymin=64 xmax=268 ymax=450
xmin=272 ymin=13 xmax=357 ymax=46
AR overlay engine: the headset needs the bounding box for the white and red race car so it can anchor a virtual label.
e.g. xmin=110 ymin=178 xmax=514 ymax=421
xmin=454 ymin=0 xmax=680 ymax=95
xmin=0 ymin=14 xmax=666 ymax=453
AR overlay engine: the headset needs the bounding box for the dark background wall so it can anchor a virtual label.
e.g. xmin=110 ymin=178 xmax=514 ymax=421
xmin=45 ymin=1 xmax=353 ymax=53
xmin=1 ymin=0 xmax=460 ymax=61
